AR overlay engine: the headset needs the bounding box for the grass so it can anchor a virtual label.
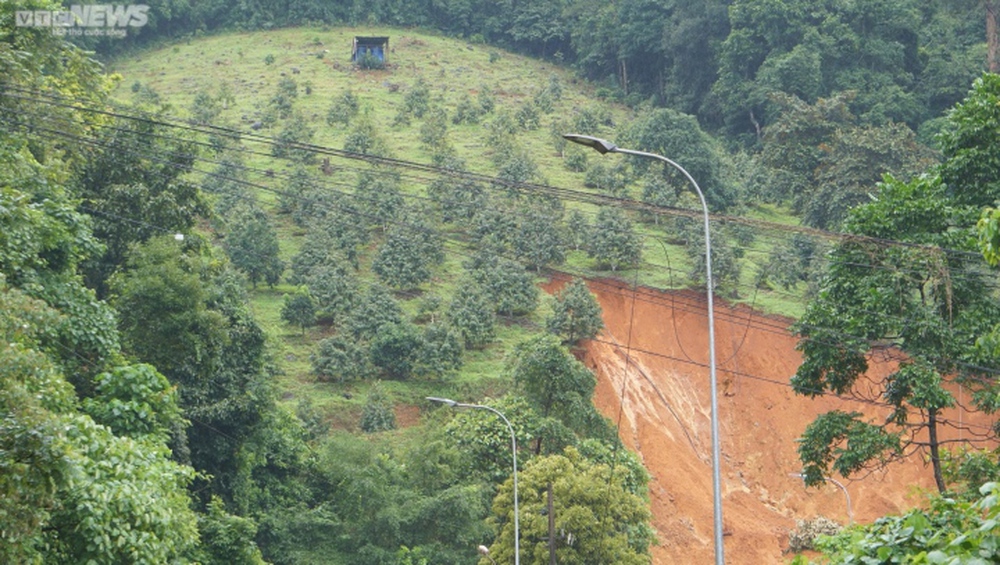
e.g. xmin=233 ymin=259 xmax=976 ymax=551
xmin=110 ymin=25 xmax=810 ymax=430
xmin=110 ymin=26 xmax=624 ymax=174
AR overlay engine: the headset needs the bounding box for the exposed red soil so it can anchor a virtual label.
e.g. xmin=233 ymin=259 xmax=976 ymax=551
xmin=396 ymin=404 xmax=422 ymax=428
xmin=561 ymin=277 xmax=994 ymax=565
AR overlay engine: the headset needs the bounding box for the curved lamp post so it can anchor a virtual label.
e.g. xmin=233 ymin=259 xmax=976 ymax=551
xmin=478 ymin=545 xmax=499 ymax=565
xmin=562 ymin=133 xmax=724 ymax=565
xmin=427 ymin=397 xmax=519 ymax=565
xmin=789 ymin=473 xmax=853 ymax=525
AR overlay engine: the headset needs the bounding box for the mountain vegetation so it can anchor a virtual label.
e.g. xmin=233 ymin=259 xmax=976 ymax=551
xmin=3 ymin=0 xmax=1000 ymax=563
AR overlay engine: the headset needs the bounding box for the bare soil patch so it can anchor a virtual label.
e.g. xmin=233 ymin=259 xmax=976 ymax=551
xmin=579 ymin=280 xmax=989 ymax=564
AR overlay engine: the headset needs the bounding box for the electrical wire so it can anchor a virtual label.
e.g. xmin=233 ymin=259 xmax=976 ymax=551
xmin=6 ymin=87 xmax=1000 ymax=420
xmin=9 ymin=86 xmax=1000 ymax=317
xmin=57 ymin=185 xmax=1000 ymax=438
xmin=4 ymin=84 xmax=991 ymax=262
xmin=18 ymin=107 xmax=1000 ymax=388
xmin=7 ymin=100 xmax=998 ymax=320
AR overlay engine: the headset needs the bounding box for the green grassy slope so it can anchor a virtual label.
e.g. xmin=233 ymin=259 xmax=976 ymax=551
xmin=109 ymin=26 xmax=809 ymax=428
xmin=110 ymin=27 xmax=618 ymax=177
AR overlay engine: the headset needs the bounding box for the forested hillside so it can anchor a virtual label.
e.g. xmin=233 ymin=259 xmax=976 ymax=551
xmin=84 ymin=1 xmax=985 ymax=138
xmin=82 ymin=0 xmax=995 ymax=233
xmin=4 ymin=1 xmax=1000 ymax=564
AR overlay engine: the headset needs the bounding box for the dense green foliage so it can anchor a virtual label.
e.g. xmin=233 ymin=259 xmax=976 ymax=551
xmin=795 ymin=482 xmax=1000 ymax=564
xmin=546 ymin=277 xmax=604 ymax=345
xmin=8 ymin=0 xmax=1000 ymax=561
xmin=757 ymin=92 xmax=938 ymax=228
xmin=623 ymin=108 xmax=734 ymax=210
xmin=489 ymin=446 xmax=653 ymax=565
xmin=588 ymin=208 xmax=642 ymax=272
xmin=0 ymin=12 xmax=216 ymax=564
xmin=281 ymin=290 xmax=317 ymax=333
xmin=373 ymin=220 xmax=444 ymax=290
xmin=81 ymin=0 xmax=985 ymax=151
xmin=448 ymin=280 xmax=497 ymax=349
xmin=939 ymin=73 xmax=1000 ymax=208
xmin=226 ymin=206 xmax=285 ymax=288
xmin=360 ymin=380 xmax=396 ymax=432
xmin=792 ymin=77 xmax=1000 ymax=495
xmin=509 ymin=335 xmax=603 ymax=453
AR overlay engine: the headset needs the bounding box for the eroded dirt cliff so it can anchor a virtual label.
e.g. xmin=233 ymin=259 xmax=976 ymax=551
xmin=575 ymin=278 xmax=986 ymax=564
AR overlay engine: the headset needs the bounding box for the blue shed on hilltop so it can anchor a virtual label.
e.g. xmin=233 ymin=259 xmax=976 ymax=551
xmin=352 ymin=36 xmax=389 ymax=65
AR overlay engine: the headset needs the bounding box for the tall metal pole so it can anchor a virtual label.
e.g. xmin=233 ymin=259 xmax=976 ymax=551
xmin=561 ymin=134 xmax=725 ymax=565
xmin=427 ymin=397 xmax=520 ymax=565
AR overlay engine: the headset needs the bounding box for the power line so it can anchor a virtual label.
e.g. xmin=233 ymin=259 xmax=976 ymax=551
xmin=4 ymin=84 xmax=991 ymax=261
xmin=584 ymin=335 xmax=997 ymax=437
xmin=12 ymin=86 xmax=998 ymax=312
xmin=14 ymin=110 xmax=1000 ymax=385
xmin=8 ymin=86 xmax=997 ymax=307
xmin=7 ymin=93 xmax=997 ymax=304
xmin=7 ymin=88 xmax=1000 ymax=397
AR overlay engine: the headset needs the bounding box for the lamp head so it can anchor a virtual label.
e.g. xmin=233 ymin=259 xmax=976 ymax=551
xmin=426 ymin=396 xmax=459 ymax=407
xmin=562 ymin=133 xmax=617 ymax=154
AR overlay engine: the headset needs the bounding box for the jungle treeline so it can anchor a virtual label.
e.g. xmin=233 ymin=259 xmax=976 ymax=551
xmin=90 ymin=0 xmax=988 ymax=145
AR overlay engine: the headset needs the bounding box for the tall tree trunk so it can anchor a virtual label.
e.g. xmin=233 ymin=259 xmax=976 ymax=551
xmin=988 ymin=1 xmax=1000 ymax=73
xmin=619 ymin=59 xmax=629 ymax=96
xmin=928 ymin=408 xmax=946 ymax=493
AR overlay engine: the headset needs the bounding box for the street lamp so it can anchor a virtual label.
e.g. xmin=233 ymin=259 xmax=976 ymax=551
xmin=563 ymin=133 xmax=725 ymax=565
xmin=478 ymin=544 xmax=498 ymax=565
xmin=789 ymin=473 xmax=853 ymax=525
xmin=427 ymin=397 xmax=520 ymax=565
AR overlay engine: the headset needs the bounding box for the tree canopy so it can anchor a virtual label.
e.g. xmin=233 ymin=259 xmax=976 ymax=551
xmin=487 ymin=446 xmax=652 ymax=565
xmin=546 ymin=277 xmax=604 ymax=345
xmin=799 ymin=482 xmax=1000 ymax=564
xmin=8 ymin=2 xmax=1000 ymax=562
xmin=791 ymin=77 xmax=1000 ymax=493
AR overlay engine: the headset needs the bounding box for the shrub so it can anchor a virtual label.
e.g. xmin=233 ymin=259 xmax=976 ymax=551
xmin=534 ymin=89 xmax=554 ymax=114
xmin=403 ymin=78 xmax=431 ymax=118
xmin=344 ymin=112 xmax=392 ymax=157
xmin=419 ymin=108 xmax=449 ymax=148
xmin=547 ymin=74 xmax=562 ymax=100
xmin=414 ymin=324 xmax=463 ymax=378
xmin=281 ymin=291 xmax=316 ymax=334
xmin=516 ymin=101 xmax=540 ymax=130
xmin=311 ymin=336 xmax=371 ymax=382
xmin=563 ymin=145 xmax=588 ymax=172
xmin=357 ymin=52 xmax=384 ymax=70
xmin=546 ymin=278 xmax=603 ymax=345
xmin=369 ymin=323 xmax=422 ymax=380
xmin=447 ymin=281 xmax=496 ymax=349
xmin=787 ymin=516 xmax=842 ymax=553
xmin=478 ymin=86 xmax=496 ymax=114
xmin=360 ymin=381 xmax=396 ymax=433
xmin=452 ymin=93 xmax=480 ymax=124
xmin=326 ymin=89 xmax=360 ymax=127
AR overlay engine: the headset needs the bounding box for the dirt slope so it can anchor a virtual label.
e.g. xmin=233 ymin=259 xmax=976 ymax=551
xmin=576 ymin=279 xmax=988 ymax=564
